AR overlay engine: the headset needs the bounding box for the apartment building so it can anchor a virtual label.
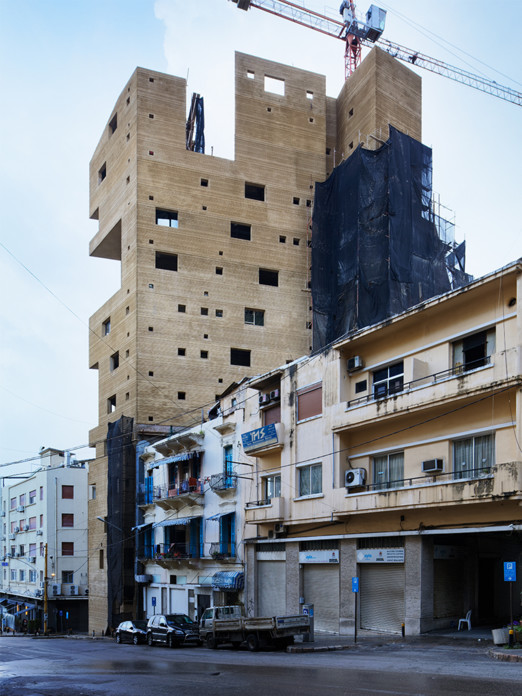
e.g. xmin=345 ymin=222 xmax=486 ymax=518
xmin=237 ymin=261 xmax=522 ymax=634
xmin=0 ymin=448 xmax=89 ymax=632
xmin=87 ymin=47 xmax=423 ymax=631
xmin=135 ymin=407 xmax=246 ymax=622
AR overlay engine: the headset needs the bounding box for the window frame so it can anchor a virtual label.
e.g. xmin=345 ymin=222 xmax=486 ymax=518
xmin=62 ymin=541 xmax=74 ymax=557
xmin=452 ymin=433 xmax=495 ymax=480
xmin=453 ymin=328 xmax=495 ymax=373
xmin=263 ymin=473 xmax=281 ymax=501
xmin=245 ymin=308 xmax=265 ymax=326
xmin=259 ymin=268 xmax=279 ymax=287
xmin=297 ymin=382 xmax=322 ymax=422
xmin=61 ymin=485 xmax=74 ymax=500
xmin=155 ymin=209 xmax=178 ymax=228
xmin=297 ymin=463 xmax=322 ymax=498
xmin=373 ymin=361 xmax=404 ymax=400
xmin=372 ymin=451 xmax=404 ymax=490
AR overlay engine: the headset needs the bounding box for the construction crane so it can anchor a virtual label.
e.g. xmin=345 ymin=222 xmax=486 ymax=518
xmin=231 ymin=0 xmax=522 ymax=107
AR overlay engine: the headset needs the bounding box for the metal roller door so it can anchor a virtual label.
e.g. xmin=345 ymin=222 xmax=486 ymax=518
xmin=303 ymin=565 xmax=340 ymax=632
xmin=360 ymin=564 xmax=405 ymax=633
xmin=257 ymin=561 xmax=286 ymax=617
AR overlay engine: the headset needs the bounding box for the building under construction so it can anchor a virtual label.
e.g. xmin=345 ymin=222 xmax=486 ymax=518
xmin=87 ymin=46 xmax=468 ymax=632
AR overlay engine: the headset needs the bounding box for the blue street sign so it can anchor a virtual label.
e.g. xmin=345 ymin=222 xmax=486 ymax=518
xmin=352 ymin=577 xmax=359 ymax=593
xmin=151 ymin=596 xmax=156 ymax=606
xmin=504 ymin=561 xmax=516 ymax=582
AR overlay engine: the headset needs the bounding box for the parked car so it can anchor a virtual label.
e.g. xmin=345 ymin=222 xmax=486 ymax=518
xmin=146 ymin=614 xmax=200 ymax=648
xmin=114 ymin=619 xmax=148 ymax=645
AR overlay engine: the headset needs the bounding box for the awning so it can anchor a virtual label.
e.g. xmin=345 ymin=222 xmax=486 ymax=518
xmin=153 ymin=516 xmax=201 ymax=528
xmin=207 ymin=512 xmax=234 ymax=521
xmin=212 ymin=571 xmax=244 ymax=590
xmin=132 ymin=522 xmax=152 ymax=532
xmin=14 ymin=603 xmax=37 ymax=615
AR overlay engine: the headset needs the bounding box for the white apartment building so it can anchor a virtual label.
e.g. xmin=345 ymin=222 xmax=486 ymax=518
xmin=1 ymin=448 xmax=89 ymax=632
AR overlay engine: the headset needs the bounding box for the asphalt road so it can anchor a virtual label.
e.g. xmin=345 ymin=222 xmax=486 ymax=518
xmin=0 ymin=636 xmax=521 ymax=696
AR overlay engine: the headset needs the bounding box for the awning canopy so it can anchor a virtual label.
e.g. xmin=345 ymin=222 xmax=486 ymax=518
xmin=153 ymin=516 xmax=201 ymax=528
xmin=132 ymin=522 xmax=152 ymax=532
xmin=212 ymin=571 xmax=244 ymax=590
xmin=207 ymin=512 xmax=234 ymax=521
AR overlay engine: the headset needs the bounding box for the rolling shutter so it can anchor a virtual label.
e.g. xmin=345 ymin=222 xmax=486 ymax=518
xmin=359 ymin=564 xmax=404 ymax=633
xmin=303 ymin=565 xmax=340 ymax=632
xmin=257 ymin=561 xmax=286 ymax=617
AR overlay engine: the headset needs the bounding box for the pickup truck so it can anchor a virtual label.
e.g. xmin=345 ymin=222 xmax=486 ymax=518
xmin=199 ymin=605 xmax=310 ymax=651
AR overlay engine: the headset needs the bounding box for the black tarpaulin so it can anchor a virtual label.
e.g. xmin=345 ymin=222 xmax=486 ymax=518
xmin=312 ymin=127 xmax=471 ymax=349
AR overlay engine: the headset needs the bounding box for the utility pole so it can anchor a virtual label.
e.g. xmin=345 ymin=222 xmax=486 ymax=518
xmin=44 ymin=543 xmax=48 ymax=635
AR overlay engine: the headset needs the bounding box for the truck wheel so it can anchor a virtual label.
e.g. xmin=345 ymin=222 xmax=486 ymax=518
xmin=147 ymin=633 xmax=153 ymax=646
xmin=246 ymin=633 xmax=260 ymax=652
xmin=206 ymin=636 xmax=218 ymax=650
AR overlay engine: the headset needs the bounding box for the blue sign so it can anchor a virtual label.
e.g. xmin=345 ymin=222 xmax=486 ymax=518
xmin=151 ymin=596 xmax=156 ymax=606
xmin=504 ymin=561 xmax=516 ymax=582
xmin=1 ymin=562 xmax=8 ymax=567
xmin=241 ymin=423 xmax=279 ymax=452
xmin=352 ymin=577 xmax=359 ymax=593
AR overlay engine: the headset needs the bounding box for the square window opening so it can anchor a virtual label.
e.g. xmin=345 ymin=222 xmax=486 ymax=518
xmin=245 ymin=183 xmax=265 ymax=201
xmin=230 ymin=348 xmax=251 ymax=367
xmin=259 ymin=268 xmax=278 ymax=287
xmin=155 ymin=251 xmax=178 ymax=271
xmin=264 ymin=75 xmax=285 ymax=96
xmin=156 ymin=209 xmax=178 ymax=228
xmin=108 ymin=114 xmax=117 ymax=135
xmin=230 ymin=222 xmax=251 ymax=240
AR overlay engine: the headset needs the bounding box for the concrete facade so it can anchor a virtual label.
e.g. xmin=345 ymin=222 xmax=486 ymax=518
xmin=238 ymin=262 xmax=522 ymax=634
xmin=87 ymin=48 xmax=422 ymax=631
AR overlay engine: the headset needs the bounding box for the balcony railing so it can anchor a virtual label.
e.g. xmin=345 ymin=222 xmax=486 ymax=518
xmin=148 ymin=542 xmax=197 ymax=560
xmin=209 ymin=473 xmax=237 ymax=492
xmin=347 ymin=356 xmax=492 ymax=409
xmin=138 ymin=480 xmax=204 ymax=505
xmin=347 ymin=466 xmax=492 ymax=494
xmin=245 ymin=498 xmax=271 ymax=508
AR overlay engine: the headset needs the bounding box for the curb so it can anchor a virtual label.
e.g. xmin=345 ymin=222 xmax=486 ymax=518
xmin=488 ymin=648 xmax=522 ymax=663
xmin=288 ymin=644 xmax=354 ymax=653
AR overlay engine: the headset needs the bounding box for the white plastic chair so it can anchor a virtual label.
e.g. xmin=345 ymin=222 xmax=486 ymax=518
xmin=458 ymin=610 xmax=472 ymax=631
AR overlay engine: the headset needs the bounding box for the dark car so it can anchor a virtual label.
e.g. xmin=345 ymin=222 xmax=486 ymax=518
xmin=115 ymin=619 xmax=148 ymax=645
xmin=146 ymin=613 xmax=200 ymax=648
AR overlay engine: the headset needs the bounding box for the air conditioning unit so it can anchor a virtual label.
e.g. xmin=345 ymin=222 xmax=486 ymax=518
xmin=345 ymin=468 xmax=366 ymax=488
xmin=274 ymin=523 xmax=287 ymax=534
xmin=259 ymin=393 xmax=270 ymax=406
xmin=347 ymin=356 xmax=364 ymax=372
xmin=35 ymin=589 xmax=43 ymax=597
xmin=422 ymin=459 xmax=444 ymax=474
xmin=270 ymin=389 xmax=280 ymax=401
xmin=70 ymin=585 xmax=78 ymax=596
xmin=29 ymin=556 xmax=36 ymax=564
xmin=84 ymin=587 xmax=89 ymax=596
xmin=36 ymin=530 xmax=43 ymax=536
xmin=1 ymin=510 xmax=6 ymax=517
xmin=14 ymin=527 xmax=20 ymax=533
xmin=17 ymin=505 xmax=25 ymax=513
xmin=24 ymin=525 xmax=30 ymax=531
xmin=9 ymin=533 xmax=16 ymax=540
xmin=52 ymin=584 xmax=61 ymax=596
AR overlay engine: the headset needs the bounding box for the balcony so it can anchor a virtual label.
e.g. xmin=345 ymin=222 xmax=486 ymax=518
xmin=141 ymin=480 xmax=204 ymax=510
xmin=245 ymin=496 xmax=284 ymax=524
xmin=209 ymin=473 xmax=237 ymax=494
xmin=149 ymin=542 xmax=202 ymax=567
xmin=208 ymin=542 xmax=236 ymax=563
xmin=332 ymin=461 xmax=522 ymax=517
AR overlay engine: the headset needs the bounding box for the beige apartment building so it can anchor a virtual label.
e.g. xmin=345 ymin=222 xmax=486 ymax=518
xmin=87 ymin=47 xmax=423 ymax=632
xmin=238 ymin=261 xmax=522 ymax=634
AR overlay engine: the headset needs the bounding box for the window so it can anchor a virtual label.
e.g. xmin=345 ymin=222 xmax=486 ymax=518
xmin=293 ymin=197 xmax=300 ymax=205
xmin=61 ymin=485 xmax=74 ymax=500
xmin=10 ymin=497 xmax=16 ymax=510
xmin=29 ymin=570 xmax=37 ymax=583
xmin=264 ymin=75 xmax=285 ymax=96
xmin=372 ymin=452 xmax=404 ymax=490
xmin=99 ymin=549 xmax=104 ymax=569
xmin=155 ymin=251 xmax=178 ymax=271
xmin=40 ymin=486 xmax=44 ymax=500
xmin=200 ymin=350 xmax=208 ymax=359
xmin=453 ymin=434 xmax=494 ymax=480
xmin=178 ymin=391 xmax=186 ymax=400
xmin=231 ymin=348 xmax=251 ymax=367
xmin=355 ymin=380 xmax=367 ymax=394
xmin=293 ymin=238 xmax=300 ymax=246
xmin=231 ymin=222 xmax=251 ymax=240
xmin=62 ymin=542 xmax=74 ymax=556
xmin=19 ymin=569 xmax=25 ymax=582
xmin=259 ymin=268 xmax=278 ymax=286
xmin=178 ymin=348 xmax=186 ymax=356
xmin=11 ymin=569 xmax=16 ymax=581
xmin=279 ymin=235 xmax=286 ymax=243
xmin=245 ymin=183 xmax=265 ymax=201
xmin=178 ymin=304 xmax=186 ymax=313
xmin=90 ymin=484 xmax=96 ymax=500
xmin=219 ymin=512 xmax=236 ymax=557
xmin=29 ymin=490 xmax=36 ymax=504
xmin=62 ymin=571 xmax=74 ymax=584
xmin=216 ymin=267 xmax=223 ymax=275
xmin=28 ymin=517 xmax=36 ymax=530
xmin=373 ymin=361 xmax=404 ymax=399
xmin=297 ymin=383 xmax=322 ymax=421
xmin=102 ymin=317 xmax=111 ymax=336
xmin=298 ymin=463 xmax=322 ymax=497
xmin=19 ymin=493 xmax=26 ymax=506
xmin=306 ymin=90 xmax=313 ymax=100
xmin=107 ymin=394 xmax=116 ymax=413
xmin=62 ymin=514 xmax=74 ymax=528
xmin=98 ymin=163 xmax=106 ymax=183
xmin=216 ymin=309 xmax=223 ymax=318
xmin=29 ymin=543 xmax=36 ymax=556
xmin=245 ymin=308 xmax=264 ymax=326
xmin=453 ymin=329 xmax=495 ymax=372
xmin=108 ymin=114 xmax=117 ymax=135
xmin=201 ymin=307 xmax=208 ymax=316
xmin=156 ymin=209 xmax=178 ymax=228
xmin=264 ymin=474 xmax=281 ymax=500
xmin=110 ymin=351 xmax=119 ymax=371
xmin=39 ymin=514 xmax=43 ymax=528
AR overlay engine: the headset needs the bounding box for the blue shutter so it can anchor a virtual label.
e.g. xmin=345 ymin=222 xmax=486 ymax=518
xmin=145 ymin=476 xmax=153 ymax=504
xmin=189 ymin=519 xmax=200 ymax=558
xmin=219 ymin=516 xmax=226 ymax=555
xmin=230 ymin=513 xmax=236 ymax=558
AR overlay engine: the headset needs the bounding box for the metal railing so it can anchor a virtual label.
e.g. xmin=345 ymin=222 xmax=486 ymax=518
xmin=209 ymin=473 xmax=238 ymax=492
xmin=245 ymin=498 xmax=271 ymax=508
xmin=352 ymin=466 xmax=492 ymax=494
xmin=347 ymin=356 xmax=492 ymax=409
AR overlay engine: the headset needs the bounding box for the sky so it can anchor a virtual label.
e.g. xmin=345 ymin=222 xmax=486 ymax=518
xmin=0 ymin=0 xmax=520 ymax=471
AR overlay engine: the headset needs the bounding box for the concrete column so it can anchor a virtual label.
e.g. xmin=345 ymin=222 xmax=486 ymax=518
xmin=339 ymin=538 xmax=357 ymax=635
xmin=404 ymin=535 xmax=433 ymax=635
xmin=285 ymin=542 xmax=300 ymax=614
